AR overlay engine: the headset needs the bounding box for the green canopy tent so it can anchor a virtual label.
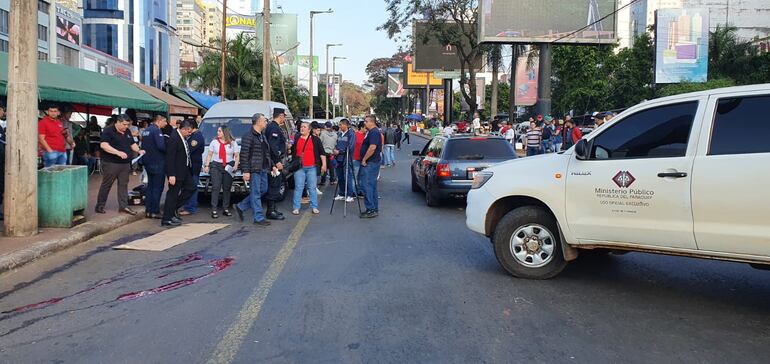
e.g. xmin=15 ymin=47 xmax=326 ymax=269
xmin=0 ymin=52 xmax=167 ymax=113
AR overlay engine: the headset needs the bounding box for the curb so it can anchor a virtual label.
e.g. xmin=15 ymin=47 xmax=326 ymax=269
xmin=0 ymin=209 xmax=145 ymax=275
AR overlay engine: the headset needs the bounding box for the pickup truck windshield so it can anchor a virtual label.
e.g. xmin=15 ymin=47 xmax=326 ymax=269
xmin=200 ymin=118 xmax=253 ymax=145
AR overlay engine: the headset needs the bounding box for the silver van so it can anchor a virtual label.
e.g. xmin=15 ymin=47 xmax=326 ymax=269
xmin=197 ymin=100 xmax=296 ymax=200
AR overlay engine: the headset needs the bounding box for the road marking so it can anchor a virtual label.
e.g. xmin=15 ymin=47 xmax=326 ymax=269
xmin=206 ymin=212 xmax=313 ymax=364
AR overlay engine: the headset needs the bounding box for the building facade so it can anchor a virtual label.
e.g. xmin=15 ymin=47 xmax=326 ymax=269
xmin=0 ymin=0 xmax=53 ymax=61
xmin=177 ymin=0 xmax=206 ymax=72
xmin=204 ymin=2 xmax=223 ymax=45
xmin=53 ymin=3 xmax=81 ymax=67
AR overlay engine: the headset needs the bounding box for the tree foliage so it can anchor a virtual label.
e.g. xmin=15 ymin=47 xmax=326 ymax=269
xmin=366 ymin=52 xmax=405 ymax=120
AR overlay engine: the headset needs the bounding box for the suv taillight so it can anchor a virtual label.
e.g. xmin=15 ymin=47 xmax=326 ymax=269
xmin=437 ymin=163 xmax=451 ymax=178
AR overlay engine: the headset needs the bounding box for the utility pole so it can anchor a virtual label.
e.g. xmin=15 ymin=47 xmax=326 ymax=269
xmin=308 ymin=9 xmax=333 ymax=118
xmin=220 ymin=0 xmax=228 ymax=101
xmin=333 ymin=56 xmax=346 ymax=118
xmin=324 ymin=43 xmax=341 ymax=119
xmin=5 ymin=0 xmax=39 ymax=236
xmin=262 ymin=0 xmax=271 ymax=101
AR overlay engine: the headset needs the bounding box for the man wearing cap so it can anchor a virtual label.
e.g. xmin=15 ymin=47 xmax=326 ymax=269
xmin=591 ymin=112 xmax=606 ymax=127
xmin=541 ymin=115 xmax=554 ymax=153
xmin=264 ymin=108 xmax=288 ymax=220
xmin=605 ymin=111 xmax=616 ymax=122
xmin=319 ymin=121 xmax=338 ymax=185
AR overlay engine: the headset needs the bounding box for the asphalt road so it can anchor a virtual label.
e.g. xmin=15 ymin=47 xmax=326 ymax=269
xmin=1 ymin=137 xmax=769 ymax=363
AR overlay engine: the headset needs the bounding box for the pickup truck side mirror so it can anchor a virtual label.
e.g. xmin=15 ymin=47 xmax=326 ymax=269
xmin=412 ymin=150 xmax=421 ymax=156
xmin=574 ymin=139 xmax=589 ymax=160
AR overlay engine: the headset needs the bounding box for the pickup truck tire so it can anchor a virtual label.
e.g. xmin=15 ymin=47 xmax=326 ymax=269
xmin=493 ymin=206 xmax=567 ymax=279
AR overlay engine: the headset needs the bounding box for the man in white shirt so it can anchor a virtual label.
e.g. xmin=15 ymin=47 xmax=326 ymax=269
xmin=472 ymin=112 xmax=481 ymax=133
xmin=442 ymin=123 xmax=454 ymax=137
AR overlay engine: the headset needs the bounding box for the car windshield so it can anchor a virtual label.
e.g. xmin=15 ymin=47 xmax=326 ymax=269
xmin=445 ymin=139 xmax=516 ymax=160
xmin=200 ymin=118 xmax=253 ymax=145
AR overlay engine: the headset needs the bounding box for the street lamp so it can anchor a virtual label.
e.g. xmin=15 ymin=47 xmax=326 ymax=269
xmin=332 ymin=56 xmax=346 ymax=118
xmin=309 ymin=9 xmax=333 ymax=118
xmin=325 ymin=43 xmax=342 ymax=119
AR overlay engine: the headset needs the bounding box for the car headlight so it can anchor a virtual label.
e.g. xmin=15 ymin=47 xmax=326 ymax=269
xmin=471 ymin=170 xmax=493 ymax=189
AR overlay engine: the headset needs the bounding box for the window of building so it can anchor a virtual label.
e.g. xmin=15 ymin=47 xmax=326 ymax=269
xmin=38 ymin=1 xmax=50 ymax=13
xmin=38 ymin=24 xmax=48 ymax=42
xmin=83 ymin=24 xmax=118 ymax=57
xmin=709 ymin=95 xmax=770 ymax=156
xmin=85 ymin=0 xmax=118 ymax=10
xmin=590 ymin=102 xmax=698 ymax=160
xmin=0 ymin=39 xmax=9 ymax=52
xmin=0 ymin=9 xmax=9 ymax=34
xmin=57 ymin=44 xmax=79 ymax=67
xmin=38 ymin=51 xmax=48 ymax=61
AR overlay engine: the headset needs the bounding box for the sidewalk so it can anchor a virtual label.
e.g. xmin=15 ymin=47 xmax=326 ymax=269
xmin=0 ymin=173 xmax=146 ymax=274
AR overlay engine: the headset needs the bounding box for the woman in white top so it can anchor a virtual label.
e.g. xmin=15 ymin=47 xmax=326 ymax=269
xmin=203 ymin=125 xmax=239 ymax=218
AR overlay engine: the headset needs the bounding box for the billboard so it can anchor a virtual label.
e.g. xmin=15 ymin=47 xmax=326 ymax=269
xmin=413 ymin=21 xmax=483 ymax=71
xmin=56 ymin=5 xmax=81 ymax=47
xmin=514 ymin=56 xmax=539 ymax=106
xmin=298 ymin=55 xmax=319 ymax=97
xmin=654 ymin=9 xmax=709 ymax=84
xmin=257 ymin=14 xmax=299 ymax=79
xmin=387 ymin=72 xmax=404 ymax=98
xmin=479 ymin=0 xmax=617 ymax=44
xmin=404 ymin=63 xmax=443 ymax=88
xmin=226 ymin=14 xmax=256 ymax=30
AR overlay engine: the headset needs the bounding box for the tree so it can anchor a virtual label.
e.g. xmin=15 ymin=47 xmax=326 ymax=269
xmin=366 ymin=52 xmax=407 ymax=120
xmin=380 ymin=0 xmax=484 ymax=112
xmin=341 ymin=82 xmax=372 ymax=116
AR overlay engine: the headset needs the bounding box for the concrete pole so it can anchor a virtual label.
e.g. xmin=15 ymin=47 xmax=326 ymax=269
xmin=332 ymin=60 xmax=336 ymax=119
xmin=220 ymin=0 xmax=227 ymax=101
xmin=262 ymin=0 xmax=271 ymax=101
xmin=509 ymin=45 xmax=517 ymax=119
xmin=5 ymin=0 xmax=39 ymax=236
xmin=308 ymin=13 xmax=314 ymax=118
xmin=537 ymin=43 xmax=552 ymax=116
xmin=325 ymin=45 xmax=330 ymax=119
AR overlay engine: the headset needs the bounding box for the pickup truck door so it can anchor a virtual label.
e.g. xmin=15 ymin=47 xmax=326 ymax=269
xmin=565 ymin=100 xmax=704 ymax=250
xmin=691 ymin=92 xmax=770 ymax=257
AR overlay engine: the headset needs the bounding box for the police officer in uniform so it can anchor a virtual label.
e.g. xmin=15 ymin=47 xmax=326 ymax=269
xmin=264 ymin=108 xmax=288 ymax=220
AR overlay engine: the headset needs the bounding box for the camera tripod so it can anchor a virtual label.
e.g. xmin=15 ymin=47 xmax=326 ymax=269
xmin=329 ymin=149 xmax=363 ymax=217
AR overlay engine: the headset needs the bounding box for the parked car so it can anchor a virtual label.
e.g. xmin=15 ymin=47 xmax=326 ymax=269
xmin=411 ymin=135 xmax=518 ymax=206
xmin=197 ymin=100 xmax=296 ymax=200
xmin=465 ymin=83 xmax=770 ymax=279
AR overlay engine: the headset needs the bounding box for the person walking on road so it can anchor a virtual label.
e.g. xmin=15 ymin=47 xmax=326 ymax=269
xmin=394 ymin=124 xmax=403 ymax=150
xmin=181 ymin=120 xmax=204 ymax=216
xmin=95 ymin=114 xmax=144 ymax=215
xmin=234 ymin=113 xmax=276 ymax=226
xmin=319 ymin=121 xmax=338 ymax=185
xmin=401 ymin=123 xmax=410 ymax=145
xmin=38 ymin=105 xmax=70 ymax=167
xmin=203 ymin=125 xmax=239 ymax=219
xmin=161 ymin=119 xmax=196 ymax=227
xmin=264 ymin=108 xmax=288 ymax=221
xmin=333 ymin=119 xmax=357 ymax=202
xmin=140 ymin=114 xmax=168 ymax=219
xmin=359 ymin=115 xmax=382 ymax=218
xmin=524 ymin=121 xmax=542 ymax=157
xmin=291 ymin=122 xmax=326 ymax=216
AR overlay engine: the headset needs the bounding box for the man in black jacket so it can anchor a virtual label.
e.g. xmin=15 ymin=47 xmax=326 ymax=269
xmin=181 ymin=120 xmax=205 ymax=215
xmin=234 ymin=113 xmax=276 ymax=227
xmin=264 ymin=108 xmax=287 ymax=220
xmin=161 ymin=119 xmax=196 ymax=226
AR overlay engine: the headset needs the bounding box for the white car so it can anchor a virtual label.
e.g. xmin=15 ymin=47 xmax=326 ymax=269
xmin=466 ymin=84 xmax=770 ymax=279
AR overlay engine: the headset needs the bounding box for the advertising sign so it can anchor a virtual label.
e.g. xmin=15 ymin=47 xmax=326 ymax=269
xmin=654 ymin=8 xmax=709 ymax=84
xmin=387 ymin=73 xmax=405 ymax=98
xmin=413 ymin=21 xmax=483 ymax=71
xmin=257 ymin=13 xmax=299 ymax=79
xmin=56 ymin=5 xmax=81 ymax=47
xmin=404 ymin=63 xmax=443 ymax=88
xmin=298 ymin=55 xmax=319 ymax=97
xmin=226 ymin=15 xmax=257 ymax=30
xmin=514 ymin=56 xmax=539 ymax=106
xmin=479 ymin=0 xmax=617 ymax=44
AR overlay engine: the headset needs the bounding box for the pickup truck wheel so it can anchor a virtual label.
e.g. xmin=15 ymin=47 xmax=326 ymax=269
xmin=493 ymin=206 xmax=567 ymax=279
xmin=411 ymin=171 xmax=420 ymax=192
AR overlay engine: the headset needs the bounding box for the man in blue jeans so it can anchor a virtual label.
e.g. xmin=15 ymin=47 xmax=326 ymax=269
xmin=38 ymin=105 xmax=71 ymax=167
xmin=234 ymin=113 xmax=276 ymax=227
xmin=140 ymin=115 xmax=167 ymax=219
xmin=359 ymin=115 xmax=382 ymax=218
xmin=182 ymin=121 xmax=205 ymax=215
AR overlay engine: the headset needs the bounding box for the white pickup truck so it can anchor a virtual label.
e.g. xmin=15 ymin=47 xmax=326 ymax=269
xmin=465 ymin=84 xmax=770 ymax=279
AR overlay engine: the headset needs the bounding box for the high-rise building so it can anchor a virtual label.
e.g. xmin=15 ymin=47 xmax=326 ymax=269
xmin=177 ymin=0 xmax=206 ymax=72
xmin=204 ymin=1 xmax=223 ymax=46
xmin=0 ymin=0 xmax=54 ymax=61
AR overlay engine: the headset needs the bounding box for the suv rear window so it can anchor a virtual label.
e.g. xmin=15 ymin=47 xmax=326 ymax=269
xmin=444 ymin=138 xmax=516 ymax=160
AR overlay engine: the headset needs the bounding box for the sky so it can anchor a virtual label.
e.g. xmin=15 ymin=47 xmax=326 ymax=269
xmin=255 ymin=0 xmax=402 ymax=86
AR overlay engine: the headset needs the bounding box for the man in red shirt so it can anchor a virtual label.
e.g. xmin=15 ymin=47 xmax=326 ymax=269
xmin=38 ymin=105 xmax=69 ymax=167
xmin=352 ymin=121 xmax=367 ymax=196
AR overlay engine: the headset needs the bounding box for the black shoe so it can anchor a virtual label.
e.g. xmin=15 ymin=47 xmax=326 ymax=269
xmin=234 ymin=205 xmax=244 ymax=222
xmin=161 ymin=220 xmax=181 ymax=227
xmin=95 ymin=208 xmax=106 ymax=214
xmin=360 ymin=210 xmax=378 ymax=219
xmin=223 ymin=209 xmax=232 ymax=217
xmin=171 ymin=216 xmax=183 ymax=224
xmin=266 ymin=211 xmax=285 ymax=220
xmin=211 ymin=210 xmax=219 ymax=219
xmin=254 ymin=220 xmax=271 ymax=227
xmin=145 ymin=212 xmax=162 ymax=219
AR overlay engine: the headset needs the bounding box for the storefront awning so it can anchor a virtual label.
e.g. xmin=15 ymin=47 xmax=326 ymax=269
xmin=132 ymin=82 xmax=198 ymax=116
xmin=0 ymin=53 xmax=167 ymax=113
